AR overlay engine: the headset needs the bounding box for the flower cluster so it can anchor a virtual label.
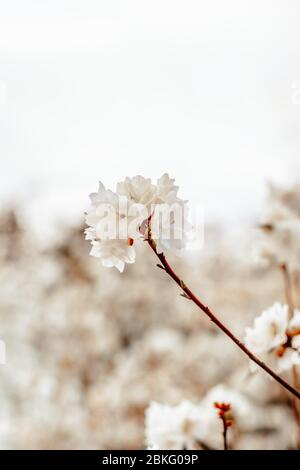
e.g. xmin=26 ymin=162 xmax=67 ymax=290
xmin=85 ymin=175 xmax=189 ymax=272
xmin=254 ymin=182 xmax=300 ymax=270
xmin=244 ymin=303 xmax=300 ymax=372
xmin=145 ymin=385 xmax=252 ymax=450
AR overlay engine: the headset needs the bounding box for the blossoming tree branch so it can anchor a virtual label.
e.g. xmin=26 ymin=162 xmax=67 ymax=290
xmin=84 ymin=174 xmax=300 ymax=401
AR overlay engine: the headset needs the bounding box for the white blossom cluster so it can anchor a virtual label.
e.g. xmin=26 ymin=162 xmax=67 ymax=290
xmin=254 ymin=182 xmax=300 ymax=270
xmin=250 ymin=182 xmax=300 ymax=373
xmin=145 ymin=385 xmax=253 ymax=450
xmin=85 ymin=175 xmax=189 ymax=272
xmin=244 ymin=302 xmax=300 ymax=372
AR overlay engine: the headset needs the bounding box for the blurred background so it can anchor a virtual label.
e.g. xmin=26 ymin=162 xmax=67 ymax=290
xmin=0 ymin=0 xmax=300 ymax=449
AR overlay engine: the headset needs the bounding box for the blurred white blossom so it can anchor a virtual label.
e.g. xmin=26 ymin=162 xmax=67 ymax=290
xmin=244 ymin=303 xmax=288 ymax=354
xmin=145 ymin=400 xmax=205 ymax=450
xmin=145 ymin=385 xmax=255 ymax=450
xmin=244 ymin=303 xmax=300 ymax=372
xmin=289 ymin=310 xmax=300 ymax=334
xmin=254 ymin=183 xmax=300 ymax=270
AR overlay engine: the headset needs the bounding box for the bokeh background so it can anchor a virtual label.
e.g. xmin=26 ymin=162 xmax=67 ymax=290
xmin=0 ymin=0 xmax=300 ymax=449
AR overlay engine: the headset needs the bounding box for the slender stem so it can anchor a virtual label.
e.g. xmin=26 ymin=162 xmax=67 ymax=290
xmin=147 ymin=239 xmax=300 ymax=400
xmin=221 ymin=416 xmax=229 ymax=451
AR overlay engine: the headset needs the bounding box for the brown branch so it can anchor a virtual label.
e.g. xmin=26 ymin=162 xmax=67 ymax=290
xmin=147 ymin=238 xmax=300 ymax=400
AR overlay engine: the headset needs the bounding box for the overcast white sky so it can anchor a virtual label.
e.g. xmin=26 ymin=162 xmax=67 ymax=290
xmin=0 ymin=1 xmax=300 ymax=238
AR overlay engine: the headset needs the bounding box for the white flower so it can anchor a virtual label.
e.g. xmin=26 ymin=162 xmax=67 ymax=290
xmin=86 ymin=181 xmax=143 ymax=241
xmin=89 ymin=239 xmax=135 ymax=273
xmin=151 ymin=174 xmax=190 ymax=254
xmin=244 ymin=303 xmax=289 ymax=354
xmin=145 ymin=401 xmax=205 ymax=450
xmin=116 ymin=175 xmax=157 ymax=208
xmin=244 ymin=303 xmax=300 ymax=373
xmin=155 ymin=173 xmax=180 ymax=205
xmin=254 ymin=219 xmax=300 ymax=270
xmin=277 ymin=347 xmax=300 ymax=372
xmin=85 ymin=182 xmax=119 ymax=227
xmin=150 ymin=203 xmax=188 ymax=254
xmin=292 ymin=335 xmax=300 ymax=353
xmin=254 ymin=183 xmax=300 ymax=269
xmin=116 ymin=173 xmax=184 ymax=207
xmin=85 ymin=174 xmax=191 ymax=271
xmin=278 ymin=334 xmax=300 ymax=371
xmin=288 ymin=310 xmax=300 ymax=335
xmin=85 ymin=180 xmax=142 ymax=271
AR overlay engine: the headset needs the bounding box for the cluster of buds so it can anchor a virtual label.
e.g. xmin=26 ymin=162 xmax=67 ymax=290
xmin=214 ymin=402 xmax=234 ymax=450
xmin=214 ymin=402 xmax=234 ymax=429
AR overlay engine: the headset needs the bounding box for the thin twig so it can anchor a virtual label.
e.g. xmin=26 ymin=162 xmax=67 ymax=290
xmin=221 ymin=415 xmax=229 ymax=451
xmin=147 ymin=238 xmax=300 ymax=400
xmin=214 ymin=402 xmax=232 ymax=450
